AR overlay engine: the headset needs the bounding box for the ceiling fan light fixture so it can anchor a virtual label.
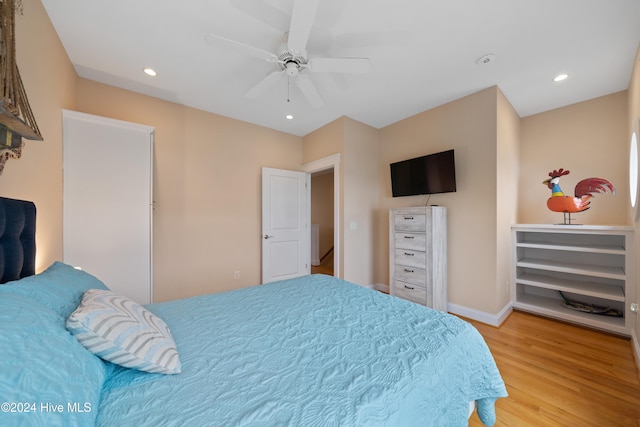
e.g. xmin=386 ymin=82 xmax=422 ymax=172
xmin=286 ymin=114 xmax=294 ymax=120
xmin=285 ymin=62 xmax=300 ymax=76
xmin=143 ymin=68 xmax=157 ymax=77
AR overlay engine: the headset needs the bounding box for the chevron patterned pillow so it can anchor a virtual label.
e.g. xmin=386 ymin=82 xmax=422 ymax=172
xmin=66 ymin=289 xmax=181 ymax=374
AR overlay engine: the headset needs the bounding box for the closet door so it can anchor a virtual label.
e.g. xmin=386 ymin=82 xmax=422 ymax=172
xmin=62 ymin=110 xmax=154 ymax=304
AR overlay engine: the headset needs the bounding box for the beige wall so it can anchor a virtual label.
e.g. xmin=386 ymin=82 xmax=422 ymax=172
xmin=342 ymin=118 xmax=379 ymax=286
xmin=302 ymin=117 xmax=380 ymax=286
xmin=518 ymin=91 xmax=629 ymax=225
xmin=629 ymin=43 xmax=640 ymax=354
xmin=76 ymin=80 xmax=303 ymax=301
xmin=302 ymin=118 xmax=344 ymax=164
xmin=3 ymin=0 xmax=77 ymax=271
xmin=496 ymin=90 xmax=520 ymax=311
xmin=378 ymin=87 xmax=506 ymax=313
xmin=311 ymin=171 xmax=334 ymax=259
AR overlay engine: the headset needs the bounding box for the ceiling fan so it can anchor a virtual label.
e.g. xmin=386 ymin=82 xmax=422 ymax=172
xmin=204 ymin=0 xmax=370 ymax=108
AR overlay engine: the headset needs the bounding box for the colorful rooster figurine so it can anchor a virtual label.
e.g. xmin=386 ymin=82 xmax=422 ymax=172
xmin=543 ymin=168 xmax=615 ymax=222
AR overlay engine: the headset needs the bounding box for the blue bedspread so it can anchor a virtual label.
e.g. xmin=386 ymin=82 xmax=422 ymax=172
xmin=97 ymin=275 xmax=506 ymax=426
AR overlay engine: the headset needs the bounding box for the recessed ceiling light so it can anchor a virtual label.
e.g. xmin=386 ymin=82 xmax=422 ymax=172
xmin=476 ymin=54 xmax=496 ymax=66
xmin=143 ymin=68 xmax=157 ymax=77
xmin=286 ymin=114 xmax=293 ymax=120
xmin=553 ymin=73 xmax=568 ymax=82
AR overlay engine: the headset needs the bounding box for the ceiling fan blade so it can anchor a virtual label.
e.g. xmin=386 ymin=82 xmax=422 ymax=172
xmin=307 ymin=57 xmax=370 ymax=74
xmin=204 ymin=33 xmax=279 ymax=63
xmin=287 ymin=0 xmax=319 ymax=55
xmin=245 ymin=70 xmax=284 ymax=99
xmin=295 ymin=74 xmax=324 ymax=108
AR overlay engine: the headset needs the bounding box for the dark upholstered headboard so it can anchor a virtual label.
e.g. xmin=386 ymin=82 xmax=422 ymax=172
xmin=0 ymin=197 xmax=36 ymax=284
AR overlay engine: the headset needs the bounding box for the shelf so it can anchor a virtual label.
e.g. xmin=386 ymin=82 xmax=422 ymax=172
xmin=513 ymin=293 xmax=626 ymax=335
xmin=515 ymin=272 xmax=624 ymax=302
xmin=511 ymin=224 xmax=634 ymax=336
xmin=516 ymin=258 xmax=625 ymax=280
xmin=515 ymin=241 xmax=625 ymax=255
xmin=513 ymin=224 xmax=634 ymax=233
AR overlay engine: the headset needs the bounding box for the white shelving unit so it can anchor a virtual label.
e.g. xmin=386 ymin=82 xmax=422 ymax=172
xmin=511 ymin=224 xmax=634 ymax=336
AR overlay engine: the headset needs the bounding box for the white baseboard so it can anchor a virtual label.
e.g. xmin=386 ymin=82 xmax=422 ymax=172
xmin=373 ymin=287 xmax=511 ymax=326
xmin=447 ymin=302 xmax=512 ymax=327
xmin=374 ymin=282 xmax=390 ymax=294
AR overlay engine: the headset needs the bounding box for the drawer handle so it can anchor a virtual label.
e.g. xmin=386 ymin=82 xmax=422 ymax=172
xmin=404 ymin=269 xmax=414 ymax=273
xmin=404 ymin=236 xmax=415 ymax=239
xmin=404 ymin=252 xmax=414 ymax=256
xmin=404 ymin=285 xmax=415 ymax=290
xmin=403 ymin=216 xmax=414 ymax=220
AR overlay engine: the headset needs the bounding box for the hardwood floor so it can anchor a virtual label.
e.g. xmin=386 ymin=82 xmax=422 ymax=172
xmin=310 ymin=264 xmax=333 ymax=275
xmin=311 ymin=249 xmax=334 ymax=276
xmin=464 ymin=311 xmax=640 ymax=427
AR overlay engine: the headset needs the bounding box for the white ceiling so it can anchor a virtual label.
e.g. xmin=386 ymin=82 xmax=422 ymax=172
xmin=40 ymin=0 xmax=640 ymax=137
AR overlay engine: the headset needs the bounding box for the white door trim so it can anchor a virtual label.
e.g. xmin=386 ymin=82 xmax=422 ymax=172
xmin=62 ymin=109 xmax=154 ymax=304
xmin=303 ymin=153 xmax=341 ymax=279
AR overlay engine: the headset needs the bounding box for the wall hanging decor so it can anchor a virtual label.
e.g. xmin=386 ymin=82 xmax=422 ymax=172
xmin=543 ymin=168 xmax=615 ymax=224
xmin=0 ymin=0 xmax=42 ymax=174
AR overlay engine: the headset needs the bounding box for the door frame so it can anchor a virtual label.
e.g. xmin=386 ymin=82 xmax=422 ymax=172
xmin=303 ymin=153 xmax=341 ymax=279
xmin=62 ymin=109 xmax=154 ymax=304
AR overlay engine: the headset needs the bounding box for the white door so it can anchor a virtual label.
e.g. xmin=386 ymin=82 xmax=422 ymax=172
xmin=62 ymin=110 xmax=154 ymax=304
xmin=262 ymin=167 xmax=310 ymax=283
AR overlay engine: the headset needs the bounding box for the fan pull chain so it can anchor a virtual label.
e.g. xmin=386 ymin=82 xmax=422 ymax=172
xmin=287 ymin=77 xmax=291 ymax=103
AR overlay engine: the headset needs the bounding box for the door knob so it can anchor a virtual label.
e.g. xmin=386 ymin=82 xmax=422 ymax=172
xmin=264 ymin=234 xmax=274 ymax=239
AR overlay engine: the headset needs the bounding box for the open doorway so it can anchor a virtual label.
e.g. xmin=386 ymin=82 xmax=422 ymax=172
xmin=303 ymin=153 xmax=340 ymax=278
xmin=310 ymin=168 xmax=334 ymax=275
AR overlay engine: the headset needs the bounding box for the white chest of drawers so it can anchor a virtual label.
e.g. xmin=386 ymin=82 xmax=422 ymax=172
xmin=389 ymin=206 xmax=447 ymax=311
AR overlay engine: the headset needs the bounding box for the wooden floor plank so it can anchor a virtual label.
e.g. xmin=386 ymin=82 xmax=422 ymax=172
xmin=464 ymin=311 xmax=640 ymax=426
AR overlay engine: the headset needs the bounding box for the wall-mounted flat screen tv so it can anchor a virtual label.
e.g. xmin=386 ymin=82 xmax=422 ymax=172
xmin=390 ymin=149 xmax=456 ymax=197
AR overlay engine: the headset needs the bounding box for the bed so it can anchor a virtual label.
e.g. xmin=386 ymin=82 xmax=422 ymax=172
xmin=0 ymin=196 xmax=507 ymax=426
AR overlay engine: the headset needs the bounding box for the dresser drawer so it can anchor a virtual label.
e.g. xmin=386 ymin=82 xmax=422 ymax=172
xmin=394 ymin=249 xmax=426 ymax=268
xmin=394 ymin=280 xmax=427 ymax=305
xmin=395 ymin=264 xmax=426 ymax=285
xmin=394 ymin=232 xmax=426 ymax=251
xmin=393 ymin=214 xmax=426 ymax=232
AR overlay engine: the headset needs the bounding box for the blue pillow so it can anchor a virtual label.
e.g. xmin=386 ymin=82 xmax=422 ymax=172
xmin=0 ymin=261 xmax=108 ymax=319
xmin=0 ymin=292 xmax=108 ymax=426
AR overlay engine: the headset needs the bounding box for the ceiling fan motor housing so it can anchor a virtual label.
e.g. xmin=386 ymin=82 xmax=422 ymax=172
xmin=278 ymin=47 xmax=307 ymax=76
